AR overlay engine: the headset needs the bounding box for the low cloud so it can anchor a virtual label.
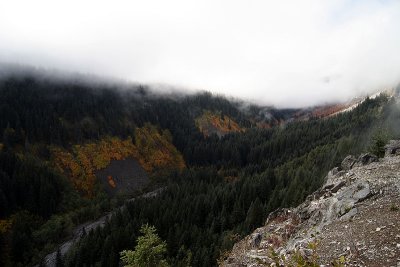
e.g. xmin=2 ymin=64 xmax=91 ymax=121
xmin=1 ymin=0 xmax=400 ymax=107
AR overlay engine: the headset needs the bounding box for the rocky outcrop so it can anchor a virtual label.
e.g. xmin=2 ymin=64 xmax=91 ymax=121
xmin=353 ymin=153 xmax=378 ymax=168
xmin=385 ymin=140 xmax=400 ymax=157
xmin=222 ymin=149 xmax=400 ymax=267
xmin=340 ymin=153 xmax=378 ymax=171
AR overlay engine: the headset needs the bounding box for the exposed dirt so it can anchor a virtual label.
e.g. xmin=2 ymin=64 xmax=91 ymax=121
xmin=318 ymin=195 xmax=400 ymax=266
xmin=95 ymin=157 xmax=149 ymax=196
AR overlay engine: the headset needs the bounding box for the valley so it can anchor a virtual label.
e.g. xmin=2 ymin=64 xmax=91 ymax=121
xmin=2 ymin=1 xmax=400 ymax=266
xmin=0 ymin=73 xmax=398 ymax=266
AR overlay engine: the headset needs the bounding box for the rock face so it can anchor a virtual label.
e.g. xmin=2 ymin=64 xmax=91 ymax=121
xmin=222 ymin=150 xmax=400 ymax=267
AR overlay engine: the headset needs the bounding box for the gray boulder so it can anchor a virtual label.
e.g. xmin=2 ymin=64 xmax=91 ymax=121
xmin=334 ymin=181 xmax=370 ymax=218
xmin=341 ymin=155 xmax=356 ymax=170
xmin=340 ymin=207 xmax=358 ymax=221
xmin=353 ymin=182 xmax=371 ymax=201
xmin=385 ymin=140 xmax=400 ymax=157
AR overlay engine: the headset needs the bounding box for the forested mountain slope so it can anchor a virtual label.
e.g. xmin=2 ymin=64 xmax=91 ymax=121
xmin=0 ymin=72 xmax=398 ymax=266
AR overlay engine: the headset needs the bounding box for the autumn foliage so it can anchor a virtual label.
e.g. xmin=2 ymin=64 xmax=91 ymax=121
xmin=51 ymin=124 xmax=185 ymax=197
xmin=311 ymin=103 xmax=349 ymax=118
xmin=134 ymin=124 xmax=186 ymax=172
xmin=0 ymin=219 xmax=12 ymax=234
xmin=195 ymin=110 xmax=244 ymax=137
xmin=107 ymin=176 xmax=116 ymax=188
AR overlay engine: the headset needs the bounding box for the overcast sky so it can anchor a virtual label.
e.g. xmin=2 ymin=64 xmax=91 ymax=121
xmin=1 ymin=0 xmax=400 ymax=107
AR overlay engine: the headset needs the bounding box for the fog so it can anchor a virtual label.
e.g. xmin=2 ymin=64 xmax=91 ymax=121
xmin=1 ymin=0 xmax=400 ymax=107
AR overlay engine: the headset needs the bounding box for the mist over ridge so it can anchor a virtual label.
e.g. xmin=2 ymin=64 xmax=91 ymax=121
xmin=1 ymin=62 xmax=397 ymax=111
xmin=1 ymin=0 xmax=400 ymax=107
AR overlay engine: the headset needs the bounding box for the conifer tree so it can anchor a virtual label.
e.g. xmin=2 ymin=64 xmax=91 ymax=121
xmin=120 ymin=224 xmax=169 ymax=267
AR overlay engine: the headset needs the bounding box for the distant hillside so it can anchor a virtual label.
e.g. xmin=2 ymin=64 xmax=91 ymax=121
xmin=195 ymin=110 xmax=244 ymax=137
xmin=50 ymin=124 xmax=184 ymax=197
xmin=294 ymin=88 xmax=397 ymax=121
